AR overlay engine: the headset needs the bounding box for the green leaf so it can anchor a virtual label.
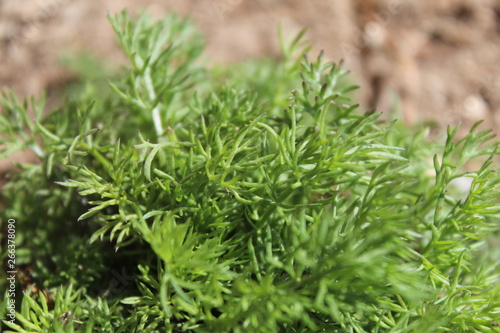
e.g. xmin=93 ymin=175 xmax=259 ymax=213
xmin=78 ymin=199 xmax=118 ymax=221
xmin=144 ymin=145 xmax=161 ymax=181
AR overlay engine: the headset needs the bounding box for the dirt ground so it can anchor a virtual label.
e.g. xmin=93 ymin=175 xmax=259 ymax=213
xmin=1 ymin=0 xmax=500 ymax=165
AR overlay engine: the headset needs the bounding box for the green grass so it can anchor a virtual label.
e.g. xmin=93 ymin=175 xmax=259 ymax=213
xmin=0 ymin=10 xmax=499 ymax=332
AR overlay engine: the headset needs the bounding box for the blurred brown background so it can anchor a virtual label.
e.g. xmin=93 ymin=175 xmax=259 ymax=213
xmin=1 ymin=0 xmax=499 ymax=132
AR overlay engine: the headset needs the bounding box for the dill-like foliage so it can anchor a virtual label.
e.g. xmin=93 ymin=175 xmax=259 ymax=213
xmin=1 ymin=11 xmax=499 ymax=333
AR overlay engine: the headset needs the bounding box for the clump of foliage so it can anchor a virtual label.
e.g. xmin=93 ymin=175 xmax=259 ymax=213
xmin=1 ymin=10 xmax=499 ymax=333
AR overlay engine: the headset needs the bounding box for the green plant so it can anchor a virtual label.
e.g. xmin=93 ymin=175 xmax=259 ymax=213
xmin=1 ymin=10 xmax=499 ymax=333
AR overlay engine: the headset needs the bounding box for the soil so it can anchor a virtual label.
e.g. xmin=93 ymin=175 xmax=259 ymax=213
xmin=1 ymin=0 xmax=500 ymax=174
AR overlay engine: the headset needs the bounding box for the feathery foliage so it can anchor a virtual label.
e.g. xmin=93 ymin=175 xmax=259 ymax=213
xmin=1 ymin=11 xmax=499 ymax=332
